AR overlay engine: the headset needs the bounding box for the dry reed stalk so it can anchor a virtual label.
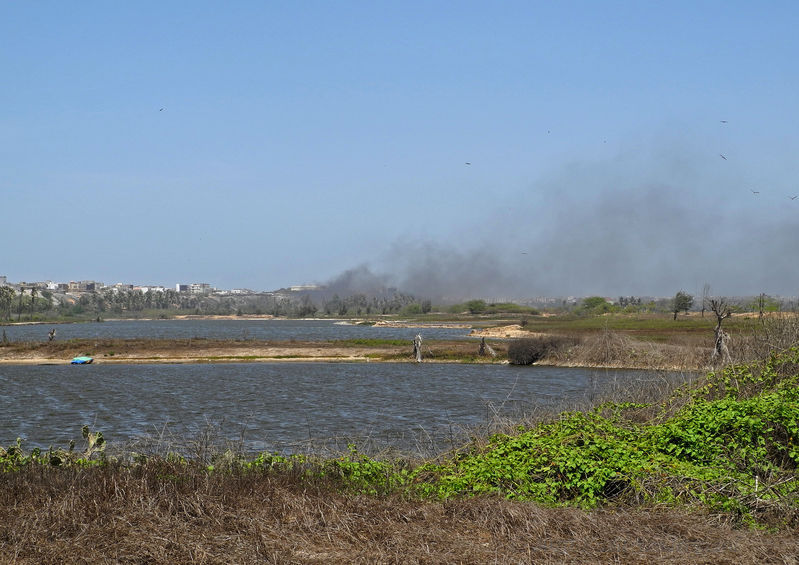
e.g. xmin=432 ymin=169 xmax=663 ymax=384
xmin=1 ymin=464 xmax=797 ymax=564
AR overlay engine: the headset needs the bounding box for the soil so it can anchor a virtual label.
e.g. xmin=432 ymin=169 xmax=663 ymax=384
xmin=0 ymin=339 xmax=411 ymax=365
xmin=469 ymin=324 xmax=540 ymax=338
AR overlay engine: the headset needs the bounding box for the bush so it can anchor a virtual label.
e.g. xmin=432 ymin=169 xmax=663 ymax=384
xmin=508 ymin=336 xmax=579 ymax=365
xmin=413 ymin=348 xmax=799 ymax=522
xmin=466 ymin=299 xmax=487 ymax=314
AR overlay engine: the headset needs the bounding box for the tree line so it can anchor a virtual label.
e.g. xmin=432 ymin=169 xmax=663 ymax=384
xmin=0 ymin=287 xmax=423 ymax=321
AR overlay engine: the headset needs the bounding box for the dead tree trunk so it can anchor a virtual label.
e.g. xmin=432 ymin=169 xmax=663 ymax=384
xmin=412 ymin=334 xmax=423 ymax=363
xmin=710 ymin=298 xmax=733 ymax=365
xmin=478 ymin=337 xmax=496 ymax=358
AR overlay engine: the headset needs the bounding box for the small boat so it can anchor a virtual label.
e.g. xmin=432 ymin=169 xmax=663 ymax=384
xmin=70 ymin=356 xmax=94 ymax=364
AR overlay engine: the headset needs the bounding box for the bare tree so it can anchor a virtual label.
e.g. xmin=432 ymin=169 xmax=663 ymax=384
xmin=700 ymin=283 xmax=711 ymax=318
xmin=413 ymin=334 xmax=423 ymax=363
xmin=709 ymin=298 xmax=732 ymax=365
xmin=478 ymin=337 xmax=496 ymax=357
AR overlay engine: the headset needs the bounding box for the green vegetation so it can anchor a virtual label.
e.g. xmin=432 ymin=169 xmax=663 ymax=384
xmin=671 ymin=290 xmax=694 ymax=319
xmin=1 ymin=426 xmax=106 ymax=471
xmin=446 ymin=299 xmax=540 ymax=315
xmin=581 ymin=296 xmax=612 ymax=314
xmin=416 ymin=347 xmax=799 ymax=524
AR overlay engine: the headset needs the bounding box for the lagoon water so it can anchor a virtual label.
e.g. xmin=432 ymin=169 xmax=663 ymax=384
xmin=1 ymin=318 xmax=472 ymax=342
xmin=0 ymin=361 xmax=689 ymax=456
xmin=1 ymin=319 xmax=693 ymax=456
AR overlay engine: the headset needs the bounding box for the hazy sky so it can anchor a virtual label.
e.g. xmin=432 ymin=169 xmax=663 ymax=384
xmin=3 ymin=2 xmax=798 ymax=299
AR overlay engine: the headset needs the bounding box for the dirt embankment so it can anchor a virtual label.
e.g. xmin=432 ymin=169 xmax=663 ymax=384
xmin=0 ymin=338 xmax=408 ymax=365
xmin=0 ymin=324 xmax=713 ymax=370
xmin=469 ymin=324 xmax=540 ymax=338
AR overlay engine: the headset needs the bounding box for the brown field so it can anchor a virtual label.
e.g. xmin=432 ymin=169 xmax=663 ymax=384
xmin=2 ymin=463 xmax=797 ymax=564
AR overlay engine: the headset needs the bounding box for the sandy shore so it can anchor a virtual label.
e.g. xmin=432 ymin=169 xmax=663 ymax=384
xmin=0 ymin=343 xmax=406 ymax=365
xmin=0 ymin=334 xmax=496 ymax=366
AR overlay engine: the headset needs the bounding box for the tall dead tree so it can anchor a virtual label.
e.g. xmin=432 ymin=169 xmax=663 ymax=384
xmin=709 ymin=298 xmax=732 ymax=365
xmin=700 ymin=283 xmax=711 ymax=318
xmin=412 ymin=334 xmax=423 ymax=363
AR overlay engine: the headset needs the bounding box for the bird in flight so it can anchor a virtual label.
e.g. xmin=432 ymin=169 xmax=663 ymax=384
xmin=720 ymin=120 xmax=728 ymax=123
xmin=750 ymin=189 xmax=760 ymax=194
xmin=719 ymin=154 xmax=727 ymax=160
xmin=159 ymin=107 xmax=165 ymax=111
xmin=465 ymin=162 xmax=471 ymax=165
xmin=790 ymin=195 xmax=798 ymax=200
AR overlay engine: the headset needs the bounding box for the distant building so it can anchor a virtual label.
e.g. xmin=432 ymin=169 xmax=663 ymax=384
xmin=189 ymin=283 xmax=212 ymax=295
xmin=68 ymin=280 xmax=99 ymax=292
xmin=176 ymin=283 xmax=212 ymax=295
xmin=110 ymin=283 xmax=134 ymax=293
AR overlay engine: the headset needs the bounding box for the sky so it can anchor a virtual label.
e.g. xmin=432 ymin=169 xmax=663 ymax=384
xmin=2 ymin=1 xmax=799 ymax=300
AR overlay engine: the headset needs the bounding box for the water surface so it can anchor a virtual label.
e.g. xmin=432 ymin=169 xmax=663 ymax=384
xmin=1 ymin=318 xmax=471 ymax=342
xmin=0 ymin=362 xmax=690 ymax=456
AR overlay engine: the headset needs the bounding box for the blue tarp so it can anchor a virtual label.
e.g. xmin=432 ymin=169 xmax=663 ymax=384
xmin=70 ymin=356 xmax=93 ymax=364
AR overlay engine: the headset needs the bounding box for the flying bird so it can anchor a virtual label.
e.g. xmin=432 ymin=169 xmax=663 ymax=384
xmin=159 ymin=107 xmax=165 ymax=111
xmin=750 ymin=189 xmax=760 ymax=194
xmin=465 ymin=162 xmax=471 ymax=165
xmin=720 ymin=120 xmax=728 ymax=123
xmin=719 ymin=154 xmax=727 ymax=160
xmin=790 ymin=195 xmax=798 ymax=200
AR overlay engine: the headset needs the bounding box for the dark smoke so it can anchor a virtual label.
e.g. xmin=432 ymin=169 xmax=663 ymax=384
xmin=326 ymin=145 xmax=799 ymax=302
xmin=320 ymin=265 xmax=394 ymax=298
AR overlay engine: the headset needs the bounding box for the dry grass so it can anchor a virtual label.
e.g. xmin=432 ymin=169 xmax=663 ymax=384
xmin=1 ymin=462 xmax=797 ymax=564
xmin=534 ymin=330 xmax=714 ymax=371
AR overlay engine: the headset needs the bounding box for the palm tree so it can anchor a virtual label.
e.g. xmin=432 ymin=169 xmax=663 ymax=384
xmin=0 ymin=286 xmax=15 ymax=321
xmin=30 ymin=287 xmax=37 ymax=321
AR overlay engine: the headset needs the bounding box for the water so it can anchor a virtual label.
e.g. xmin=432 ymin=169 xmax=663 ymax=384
xmin=0 ymin=318 xmax=471 ymax=342
xmin=0 ymin=362 xmax=689 ymax=456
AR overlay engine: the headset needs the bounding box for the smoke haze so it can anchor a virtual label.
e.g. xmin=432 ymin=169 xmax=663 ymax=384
xmin=326 ymin=141 xmax=799 ymax=302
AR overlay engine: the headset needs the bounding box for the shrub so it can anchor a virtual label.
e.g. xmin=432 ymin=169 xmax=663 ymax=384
xmin=508 ymin=336 xmax=579 ymax=365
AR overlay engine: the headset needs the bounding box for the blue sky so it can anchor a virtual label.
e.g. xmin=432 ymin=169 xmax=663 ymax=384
xmin=2 ymin=1 xmax=798 ymax=298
